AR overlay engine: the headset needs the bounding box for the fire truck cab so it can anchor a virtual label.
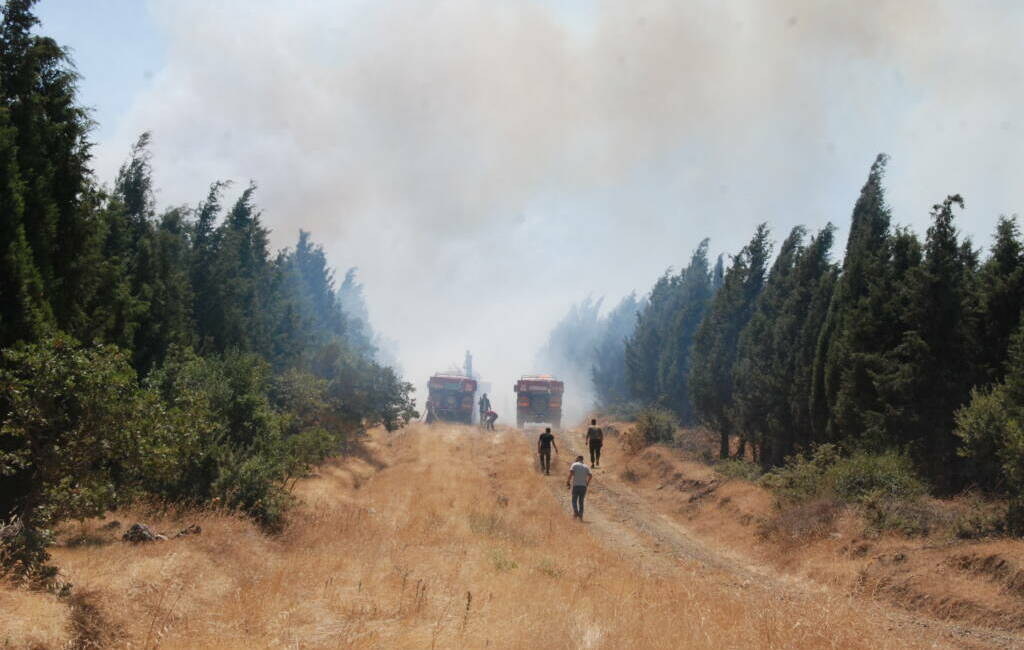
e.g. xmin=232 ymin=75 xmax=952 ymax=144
xmin=514 ymin=375 xmax=563 ymax=429
xmin=427 ymin=373 xmax=477 ymax=424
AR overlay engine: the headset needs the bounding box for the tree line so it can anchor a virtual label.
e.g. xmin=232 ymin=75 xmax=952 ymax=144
xmin=546 ymin=154 xmax=1024 ymax=523
xmin=0 ymin=0 xmax=416 ymax=577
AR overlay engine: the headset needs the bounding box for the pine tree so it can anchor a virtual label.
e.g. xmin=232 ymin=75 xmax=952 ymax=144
xmin=203 ymin=184 xmax=277 ymax=355
xmin=732 ymin=225 xmax=837 ymax=466
xmin=131 ymin=208 xmax=195 ymax=374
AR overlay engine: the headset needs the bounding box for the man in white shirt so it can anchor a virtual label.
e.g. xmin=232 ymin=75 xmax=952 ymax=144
xmin=566 ymin=455 xmax=593 ymax=520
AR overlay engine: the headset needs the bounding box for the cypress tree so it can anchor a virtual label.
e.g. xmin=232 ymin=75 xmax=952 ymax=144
xmin=0 ymin=0 xmax=94 ymax=323
xmin=690 ymin=224 xmax=771 ymax=458
xmin=732 ymin=227 xmax=804 ymax=467
xmin=876 ymin=196 xmax=976 ymax=491
xmin=592 ymin=292 xmax=642 ymax=408
xmin=813 ymin=154 xmax=904 ymax=444
xmin=624 ymin=272 xmax=677 ymax=404
xmin=790 ymin=225 xmax=838 ymax=453
xmin=976 ymin=217 xmax=1024 ymax=384
xmin=0 ymin=105 xmax=53 ymax=345
xmin=657 ymin=240 xmax=713 ymax=423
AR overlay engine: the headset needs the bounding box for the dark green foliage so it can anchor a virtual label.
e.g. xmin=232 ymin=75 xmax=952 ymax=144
xmin=733 ymin=225 xmax=839 ymax=468
xmin=760 ymin=444 xmax=926 ymax=506
xmin=957 ymin=321 xmax=1024 ymax=532
xmin=873 ymin=196 xmax=978 ymax=491
xmin=813 ymin=154 xmax=906 ymax=446
xmin=0 ymin=1 xmax=419 ymax=571
xmin=657 ymin=241 xmax=714 ymax=421
xmin=623 ymin=240 xmax=713 ymax=422
xmin=976 ymin=217 xmax=1024 ymax=384
xmin=621 ymin=407 xmax=678 ymax=453
xmin=714 ymin=458 xmax=763 ymax=481
xmin=0 ymin=336 xmax=172 ymax=548
xmin=690 ymin=224 xmax=771 ymax=458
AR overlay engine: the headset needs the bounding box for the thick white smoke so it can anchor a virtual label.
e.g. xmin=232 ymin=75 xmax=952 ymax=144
xmin=89 ymin=0 xmax=1024 ymax=415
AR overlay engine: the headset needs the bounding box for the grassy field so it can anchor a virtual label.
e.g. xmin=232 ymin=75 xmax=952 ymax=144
xmin=0 ymin=423 xmax=985 ymax=648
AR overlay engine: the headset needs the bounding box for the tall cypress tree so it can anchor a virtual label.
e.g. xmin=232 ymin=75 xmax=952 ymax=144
xmin=657 ymin=240 xmax=713 ymax=423
xmin=729 ymin=225 xmax=837 ymax=467
xmin=191 ymin=181 xmax=228 ymax=353
xmin=876 ymin=195 xmax=976 ymax=491
xmin=0 ymin=104 xmax=53 ymax=345
xmin=690 ymin=224 xmax=771 ymax=458
xmin=732 ymin=227 xmax=803 ymax=466
xmin=0 ymin=0 xmax=94 ymax=324
xmin=204 ymin=184 xmax=277 ymax=355
xmin=813 ymin=154 xmax=904 ymax=444
xmin=976 ymin=216 xmax=1024 ymax=384
xmin=592 ymin=292 xmax=643 ymax=408
xmin=624 ymin=272 xmax=677 ymax=404
xmin=790 ymin=225 xmax=838 ymax=453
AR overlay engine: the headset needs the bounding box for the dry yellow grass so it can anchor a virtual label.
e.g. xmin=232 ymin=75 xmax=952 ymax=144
xmin=0 ymin=423 xmax=988 ymax=648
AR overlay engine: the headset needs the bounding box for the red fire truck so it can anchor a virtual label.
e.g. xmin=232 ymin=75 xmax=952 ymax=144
xmin=514 ymin=375 xmax=563 ymax=429
xmin=427 ymin=373 xmax=477 ymax=424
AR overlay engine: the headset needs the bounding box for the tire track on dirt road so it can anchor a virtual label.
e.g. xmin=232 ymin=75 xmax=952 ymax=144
xmin=521 ymin=425 xmax=1024 ymax=650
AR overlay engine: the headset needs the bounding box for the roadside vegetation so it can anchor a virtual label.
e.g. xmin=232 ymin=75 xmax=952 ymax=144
xmin=0 ymin=1 xmax=416 ymax=586
xmin=547 ymin=159 xmax=1024 ymax=533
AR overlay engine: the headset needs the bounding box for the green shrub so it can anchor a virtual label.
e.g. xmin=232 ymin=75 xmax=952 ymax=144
xmin=828 ymin=451 xmax=926 ymax=502
xmin=0 ymin=336 xmax=173 ymax=576
xmin=761 ymin=444 xmax=926 ymax=505
xmin=715 ymin=458 xmax=763 ymax=481
xmin=860 ymin=491 xmax=943 ymax=537
xmin=759 ymin=444 xmax=842 ymax=503
xmin=622 ymin=407 xmax=678 ymax=453
xmin=760 ymin=444 xmax=932 ymax=536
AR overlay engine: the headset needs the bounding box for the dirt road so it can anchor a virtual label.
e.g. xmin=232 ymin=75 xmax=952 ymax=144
xmin=6 ymin=422 xmax=1019 ymax=649
xmin=536 ymin=425 xmax=1024 ymax=650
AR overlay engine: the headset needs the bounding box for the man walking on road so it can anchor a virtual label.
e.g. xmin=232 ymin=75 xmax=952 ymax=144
xmin=585 ymin=419 xmax=604 ymax=467
xmin=537 ymin=427 xmax=557 ymax=475
xmin=567 ymin=455 xmax=592 ymax=520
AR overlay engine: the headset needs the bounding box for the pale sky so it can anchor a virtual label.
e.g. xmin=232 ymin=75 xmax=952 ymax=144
xmin=34 ymin=0 xmax=1024 ymax=415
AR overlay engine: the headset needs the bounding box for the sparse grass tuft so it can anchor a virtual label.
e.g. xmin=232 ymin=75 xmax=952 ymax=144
xmin=535 ymin=558 xmax=562 ymax=578
xmin=759 ymin=499 xmax=841 ymax=544
xmin=489 ymin=548 xmax=519 ymax=572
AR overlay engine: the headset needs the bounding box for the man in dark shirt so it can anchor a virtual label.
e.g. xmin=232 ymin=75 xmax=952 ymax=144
xmin=478 ymin=393 xmax=491 ymax=425
xmin=585 ymin=419 xmax=603 ymax=467
xmin=537 ymin=427 xmax=558 ymax=475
